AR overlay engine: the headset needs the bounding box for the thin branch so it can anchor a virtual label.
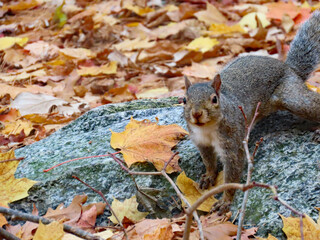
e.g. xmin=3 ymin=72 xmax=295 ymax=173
xmin=72 ymin=175 xmax=128 ymax=240
xmin=236 ymin=102 xmax=261 ymax=240
xmin=183 ymin=183 xmax=255 ymax=240
xmin=43 ymin=152 xmax=120 ymax=172
xmin=108 ymin=153 xmax=162 ymax=175
xmin=110 ymin=152 xmax=205 ymax=240
xmin=0 ymin=157 xmax=24 ymax=164
xmin=0 ymin=207 xmax=102 ymax=240
xmin=0 ymin=227 xmax=21 ymax=240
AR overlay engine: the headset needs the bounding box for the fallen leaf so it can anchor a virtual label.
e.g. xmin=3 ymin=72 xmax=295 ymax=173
xmin=110 ymin=117 xmax=187 ymax=173
xmin=124 ymin=4 xmax=154 ymax=16
xmin=185 ymin=37 xmax=219 ymax=53
xmin=114 ymin=38 xmax=156 ymax=51
xmin=33 ymin=221 xmax=64 ymax=240
xmin=11 ymin=92 xmax=85 ymax=116
xmin=0 ymin=150 xmax=37 ymax=207
xmin=266 ymin=2 xmax=300 ymax=20
xmin=136 ymin=87 xmax=169 ymax=99
xmin=109 ymin=195 xmax=149 ymax=224
xmin=0 ymin=37 xmax=29 ymax=50
xmin=194 ymin=3 xmax=227 ymax=25
xmin=280 ymin=214 xmax=320 ymax=240
xmin=183 ymin=62 xmax=217 ymax=79
xmin=209 ymin=23 xmax=245 ymax=36
xmin=176 ymin=171 xmax=220 ymax=212
xmin=2 ymin=119 xmax=33 ymax=136
xmin=59 ymin=48 xmax=96 ymax=59
xmin=258 ymin=233 xmax=279 ymax=240
xmin=239 ymin=12 xmax=270 ymax=29
xmin=77 ymin=61 xmax=117 ymax=76
xmin=102 ymin=85 xmax=137 ymax=103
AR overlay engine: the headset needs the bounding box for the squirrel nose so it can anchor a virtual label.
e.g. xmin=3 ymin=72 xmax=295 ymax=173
xmin=192 ymin=111 xmax=203 ymax=119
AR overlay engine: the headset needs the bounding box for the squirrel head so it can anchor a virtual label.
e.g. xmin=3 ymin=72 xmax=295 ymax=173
xmin=183 ymin=74 xmax=222 ymax=127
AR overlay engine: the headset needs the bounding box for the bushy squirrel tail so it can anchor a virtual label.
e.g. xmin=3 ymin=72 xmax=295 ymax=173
xmin=285 ymin=11 xmax=320 ymax=81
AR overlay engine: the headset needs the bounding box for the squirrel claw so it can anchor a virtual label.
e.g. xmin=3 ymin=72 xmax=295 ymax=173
xmin=211 ymin=200 xmax=231 ymax=216
xmin=312 ymin=129 xmax=320 ymax=143
xmin=199 ymin=173 xmax=216 ymax=189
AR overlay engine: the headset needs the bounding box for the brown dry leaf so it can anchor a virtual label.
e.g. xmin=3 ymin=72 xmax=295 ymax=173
xmin=0 ymin=83 xmax=53 ymax=99
xmin=102 ymin=85 xmax=137 ymax=103
xmin=203 ymin=222 xmax=237 ymax=240
xmin=0 ymin=108 xmax=20 ymax=122
xmin=2 ymin=0 xmax=41 ymax=12
xmin=114 ymin=38 xmax=156 ymax=51
xmin=0 ymin=69 xmax=46 ymax=82
xmin=0 ymin=204 xmax=8 ymax=227
xmin=0 ymin=150 xmax=37 ymax=207
xmin=24 ymin=41 xmax=59 ymax=60
xmin=110 ymin=117 xmax=187 ymax=173
xmin=127 ymin=218 xmax=173 ymax=239
xmin=194 ymin=3 xmax=227 ymax=25
xmin=33 ymin=221 xmax=64 ymax=240
xmin=183 ymin=62 xmax=217 ymax=79
xmin=44 ymin=194 xmax=106 ymax=230
xmin=280 ymin=214 xmax=320 ymax=240
xmin=266 ymin=2 xmax=300 ymax=20
xmin=176 ymin=171 xmax=222 ymax=212
xmin=77 ymin=61 xmax=117 ymax=76
xmin=59 ymin=48 xmax=96 ymax=60
xmin=109 ymin=195 xmax=149 ymax=224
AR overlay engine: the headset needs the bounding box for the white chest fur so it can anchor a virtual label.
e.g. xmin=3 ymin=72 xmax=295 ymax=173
xmin=189 ymin=123 xmax=225 ymax=158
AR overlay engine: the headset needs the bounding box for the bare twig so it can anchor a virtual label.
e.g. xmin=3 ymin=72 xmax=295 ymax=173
xmin=236 ymin=102 xmax=261 ymax=240
xmin=183 ymin=183 xmax=255 ymax=240
xmin=43 ymin=152 xmax=121 ymax=172
xmin=108 ymin=152 xmax=162 ymax=176
xmin=0 ymin=157 xmax=24 ymax=164
xmin=110 ymin=152 xmax=205 ymax=240
xmin=0 ymin=207 xmax=102 ymax=240
xmin=0 ymin=227 xmax=21 ymax=240
xmin=72 ymin=175 xmax=128 ymax=240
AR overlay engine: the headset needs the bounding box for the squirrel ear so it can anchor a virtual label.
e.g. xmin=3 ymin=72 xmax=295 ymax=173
xmin=184 ymin=76 xmax=192 ymax=90
xmin=212 ymin=74 xmax=221 ymax=96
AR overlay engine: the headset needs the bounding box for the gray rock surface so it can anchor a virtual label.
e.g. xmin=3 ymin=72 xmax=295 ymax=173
xmin=12 ymin=98 xmax=320 ymax=239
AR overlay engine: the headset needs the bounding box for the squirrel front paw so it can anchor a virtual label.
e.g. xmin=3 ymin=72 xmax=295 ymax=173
xmin=199 ymin=173 xmax=216 ymax=189
xmin=211 ymin=199 xmax=231 ymax=216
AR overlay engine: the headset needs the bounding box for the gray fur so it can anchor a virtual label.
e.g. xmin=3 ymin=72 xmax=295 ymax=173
xmin=183 ymin=11 xmax=320 ymax=214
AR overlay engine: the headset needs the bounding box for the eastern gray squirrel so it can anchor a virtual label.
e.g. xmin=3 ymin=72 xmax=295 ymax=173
xmin=183 ymin=11 xmax=320 ymax=214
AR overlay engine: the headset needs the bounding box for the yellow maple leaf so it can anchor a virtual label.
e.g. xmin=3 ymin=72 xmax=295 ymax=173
xmin=2 ymin=119 xmax=33 ymax=136
xmin=176 ymin=171 xmax=223 ymax=212
xmin=0 ymin=150 xmax=37 ymax=207
xmin=209 ymin=23 xmax=245 ymax=35
xmin=124 ymin=5 xmax=154 ymax=16
xmin=0 ymin=37 xmax=28 ymax=51
xmin=185 ymin=37 xmax=219 ymax=53
xmin=280 ymin=214 xmax=320 ymax=240
xmin=257 ymin=234 xmax=279 ymax=240
xmin=109 ymin=195 xmax=148 ymax=224
xmin=77 ymin=61 xmax=117 ymax=76
xmin=110 ymin=117 xmax=187 ymax=173
xmin=239 ymin=12 xmax=270 ymax=29
xmin=33 ymin=221 xmax=64 ymax=240
xmin=62 ymin=230 xmax=113 ymax=240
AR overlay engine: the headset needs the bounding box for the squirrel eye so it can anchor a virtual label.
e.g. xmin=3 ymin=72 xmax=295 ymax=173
xmin=212 ymin=96 xmax=218 ymax=104
xmin=183 ymin=97 xmax=187 ymax=104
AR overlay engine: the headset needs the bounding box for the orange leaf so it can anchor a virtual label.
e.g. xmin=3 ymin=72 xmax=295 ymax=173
xmin=266 ymin=2 xmax=300 ymax=20
xmin=110 ymin=117 xmax=187 ymax=173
